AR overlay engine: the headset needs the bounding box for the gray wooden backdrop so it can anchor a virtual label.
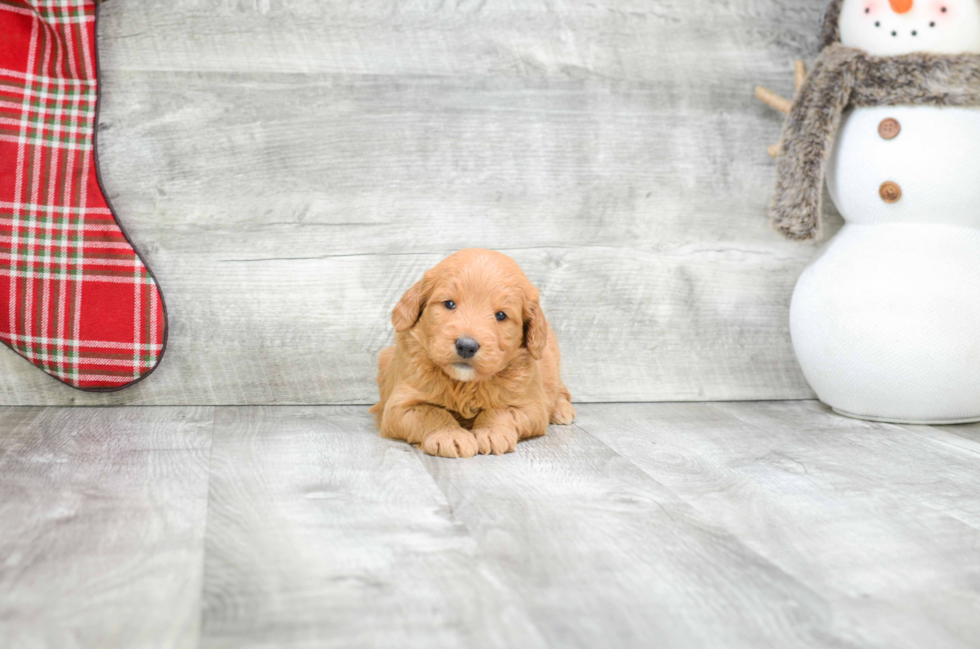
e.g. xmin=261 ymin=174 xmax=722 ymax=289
xmin=0 ymin=0 xmax=840 ymax=406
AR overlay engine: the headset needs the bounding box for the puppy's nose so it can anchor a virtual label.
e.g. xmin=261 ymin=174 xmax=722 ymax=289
xmin=455 ymin=337 xmax=480 ymax=359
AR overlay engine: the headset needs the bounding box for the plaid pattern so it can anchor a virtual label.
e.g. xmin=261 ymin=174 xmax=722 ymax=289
xmin=0 ymin=0 xmax=166 ymax=391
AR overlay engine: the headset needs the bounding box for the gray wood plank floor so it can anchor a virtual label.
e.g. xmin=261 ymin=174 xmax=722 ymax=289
xmin=2 ymin=402 xmax=979 ymax=648
xmin=0 ymin=407 xmax=214 ymax=649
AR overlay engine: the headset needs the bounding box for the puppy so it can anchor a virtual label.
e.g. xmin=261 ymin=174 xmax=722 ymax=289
xmin=370 ymin=249 xmax=575 ymax=458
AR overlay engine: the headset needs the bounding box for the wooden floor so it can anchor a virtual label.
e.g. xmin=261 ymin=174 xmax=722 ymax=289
xmin=1 ymin=402 xmax=979 ymax=648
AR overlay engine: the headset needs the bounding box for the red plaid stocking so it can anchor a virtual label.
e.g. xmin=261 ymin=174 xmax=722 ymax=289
xmin=0 ymin=0 xmax=167 ymax=391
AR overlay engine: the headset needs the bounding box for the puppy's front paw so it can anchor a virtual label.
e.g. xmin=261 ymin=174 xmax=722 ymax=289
xmin=551 ymin=398 xmax=576 ymax=426
xmin=423 ymin=428 xmax=479 ymax=459
xmin=474 ymin=427 xmax=518 ymax=455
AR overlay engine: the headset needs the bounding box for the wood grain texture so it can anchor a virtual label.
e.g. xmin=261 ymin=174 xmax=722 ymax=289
xmin=0 ymin=407 xmax=214 ymax=649
xmin=201 ymin=406 xmax=547 ymax=648
xmin=3 ymin=403 xmax=980 ymax=646
xmin=419 ymin=417 xmax=852 ymax=649
xmin=0 ymin=0 xmax=836 ymax=405
xmin=576 ymin=401 xmax=980 ymax=649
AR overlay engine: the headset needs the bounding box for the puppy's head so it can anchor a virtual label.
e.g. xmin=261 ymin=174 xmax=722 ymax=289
xmin=392 ymin=249 xmax=548 ymax=382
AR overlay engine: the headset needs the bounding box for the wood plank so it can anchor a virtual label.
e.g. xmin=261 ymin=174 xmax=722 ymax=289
xmin=201 ymin=406 xmax=546 ymax=648
xmin=5 ymin=402 xmax=978 ymax=646
xmin=0 ymin=0 xmax=832 ymax=405
xmin=0 ymin=407 xmax=214 ymax=649
xmin=99 ymin=0 xmax=824 ymax=79
xmin=575 ymin=401 xmax=980 ymax=649
xmin=418 ymin=412 xmax=855 ymax=649
xmin=753 ymin=401 xmax=980 ymax=531
xmin=907 ymin=422 xmax=980 ymax=450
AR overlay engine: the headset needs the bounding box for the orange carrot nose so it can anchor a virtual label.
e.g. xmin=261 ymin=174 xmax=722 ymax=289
xmin=889 ymin=0 xmax=913 ymax=13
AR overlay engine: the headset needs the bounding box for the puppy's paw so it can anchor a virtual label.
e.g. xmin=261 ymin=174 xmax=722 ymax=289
xmin=474 ymin=427 xmax=519 ymax=456
xmin=551 ymin=398 xmax=576 ymax=425
xmin=422 ymin=428 xmax=479 ymax=459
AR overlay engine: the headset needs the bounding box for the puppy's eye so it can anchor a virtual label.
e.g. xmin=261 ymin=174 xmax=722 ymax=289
xmin=495 ymin=311 xmax=508 ymax=321
xmin=444 ymin=300 xmax=456 ymax=310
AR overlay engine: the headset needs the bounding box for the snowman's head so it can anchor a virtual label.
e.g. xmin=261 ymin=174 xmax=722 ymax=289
xmin=836 ymin=0 xmax=980 ymax=55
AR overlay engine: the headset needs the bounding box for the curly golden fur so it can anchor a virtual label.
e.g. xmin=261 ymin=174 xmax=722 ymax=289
xmin=370 ymin=249 xmax=575 ymax=458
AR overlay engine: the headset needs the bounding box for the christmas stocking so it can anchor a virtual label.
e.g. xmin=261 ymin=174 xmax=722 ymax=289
xmin=0 ymin=0 xmax=167 ymax=391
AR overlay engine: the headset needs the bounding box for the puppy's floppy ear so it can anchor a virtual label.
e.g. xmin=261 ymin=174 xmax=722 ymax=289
xmin=522 ymin=287 xmax=549 ymax=360
xmin=392 ymin=274 xmax=432 ymax=332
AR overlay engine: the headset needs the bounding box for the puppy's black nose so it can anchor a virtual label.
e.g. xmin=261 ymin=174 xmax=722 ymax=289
xmin=455 ymin=337 xmax=480 ymax=359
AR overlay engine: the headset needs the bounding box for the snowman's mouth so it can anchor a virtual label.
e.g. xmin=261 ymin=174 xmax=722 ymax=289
xmin=873 ymin=19 xmax=935 ymax=39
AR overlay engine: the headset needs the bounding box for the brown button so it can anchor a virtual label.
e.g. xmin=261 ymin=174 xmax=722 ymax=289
xmin=880 ymin=181 xmax=902 ymax=203
xmin=879 ymin=118 xmax=901 ymax=140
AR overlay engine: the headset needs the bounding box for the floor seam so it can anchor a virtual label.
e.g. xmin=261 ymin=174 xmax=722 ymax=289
xmin=194 ymin=405 xmax=219 ymax=649
xmin=410 ymin=445 xmax=553 ymax=647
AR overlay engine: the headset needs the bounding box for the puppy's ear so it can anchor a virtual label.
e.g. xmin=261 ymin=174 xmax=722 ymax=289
xmin=392 ymin=275 xmax=432 ymax=332
xmin=522 ymin=288 xmax=549 ymax=360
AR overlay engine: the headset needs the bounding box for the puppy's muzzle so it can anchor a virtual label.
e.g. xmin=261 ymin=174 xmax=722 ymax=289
xmin=455 ymin=337 xmax=480 ymax=359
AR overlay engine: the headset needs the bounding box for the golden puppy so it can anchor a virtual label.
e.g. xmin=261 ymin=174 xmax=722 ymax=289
xmin=370 ymin=249 xmax=575 ymax=458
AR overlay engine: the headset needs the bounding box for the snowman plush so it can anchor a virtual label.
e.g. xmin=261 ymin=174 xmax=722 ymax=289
xmin=762 ymin=0 xmax=980 ymax=423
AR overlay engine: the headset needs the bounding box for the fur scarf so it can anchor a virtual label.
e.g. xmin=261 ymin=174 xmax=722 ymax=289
xmin=770 ymin=1 xmax=980 ymax=240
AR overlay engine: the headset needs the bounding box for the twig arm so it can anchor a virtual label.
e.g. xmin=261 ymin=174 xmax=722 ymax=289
xmin=755 ymin=86 xmax=792 ymax=115
xmin=794 ymin=60 xmax=808 ymax=91
xmin=756 ymin=60 xmax=807 ymax=157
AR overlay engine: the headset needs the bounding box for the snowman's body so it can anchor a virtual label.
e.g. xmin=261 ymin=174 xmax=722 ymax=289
xmin=792 ymin=105 xmax=980 ymax=422
xmin=788 ymin=0 xmax=980 ymax=423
